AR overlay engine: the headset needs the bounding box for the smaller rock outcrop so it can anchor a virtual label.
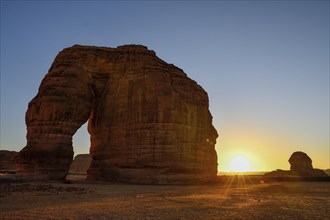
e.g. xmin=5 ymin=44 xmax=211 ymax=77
xmin=69 ymin=154 xmax=91 ymax=174
xmin=264 ymin=169 xmax=293 ymax=177
xmin=264 ymin=151 xmax=328 ymax=177
xmin=324 ymin=169 xmax=330 ymax=176
xmin=289 ymin=151 xmax=315 ymax=176
xmin=0 ymin=150 xmax=18 ymax=172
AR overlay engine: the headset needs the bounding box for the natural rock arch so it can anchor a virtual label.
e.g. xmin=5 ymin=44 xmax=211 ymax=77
xmin=15 ymin=45 xmax=218 ymax=184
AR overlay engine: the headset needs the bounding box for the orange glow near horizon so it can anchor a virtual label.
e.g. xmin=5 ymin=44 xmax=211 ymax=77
xmin=213 ymin=124 xmax=297 ymax=173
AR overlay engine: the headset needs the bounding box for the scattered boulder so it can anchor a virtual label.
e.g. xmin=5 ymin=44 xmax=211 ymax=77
xmin=15 ymin=45 xmax=218 ymax=184
xmin=0 ymin=150 xmax=18 ymax=172
xmin=69 ymin=154 xmax=91 ymax=174
xmin=265 ymin=151 xmax=328 ymax=177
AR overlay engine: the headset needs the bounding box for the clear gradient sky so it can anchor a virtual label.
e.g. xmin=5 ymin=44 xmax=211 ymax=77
xmin=1 ymin=1 xmax=329 ymax=172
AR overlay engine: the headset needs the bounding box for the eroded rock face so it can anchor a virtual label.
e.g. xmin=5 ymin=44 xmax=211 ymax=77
xmin=0 ymin=150 xmax=18 ymax=172
xmin=69 ymin=154 xmax=91 ymax=174
xmin=15 ymin=45 xmax=218 ymax=183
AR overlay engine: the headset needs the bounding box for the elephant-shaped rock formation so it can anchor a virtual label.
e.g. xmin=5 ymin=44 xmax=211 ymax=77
xmin=15 ymin=45 xmax=218 ymax=184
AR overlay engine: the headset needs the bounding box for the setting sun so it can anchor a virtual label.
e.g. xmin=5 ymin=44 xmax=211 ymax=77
xmin=229 ymin=156 xmax=251 ymax=172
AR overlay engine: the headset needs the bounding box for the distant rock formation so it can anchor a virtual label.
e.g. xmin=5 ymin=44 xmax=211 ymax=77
xmin=14 ymin=45 xmax=218 ymax=184
xmin=289 ymin=151 xmax=318 ymax=176
xmin=264 ymin=169 xmax=293 ymax=177
xmin=0 ymin=150 xmax=18 ymax=172
xmin=324 ymin=169 xmax=330 ymax=176
xmin=265 ymin=151 xmax=328 ymax=177
xmin=69 ymin=154 xmax=91 ymax=174
xmin=289 ymin=151 xmax=313 ymax=174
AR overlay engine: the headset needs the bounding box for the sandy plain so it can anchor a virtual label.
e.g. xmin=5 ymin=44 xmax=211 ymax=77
xmin=1 ymin=175 xmax=329 ymax=220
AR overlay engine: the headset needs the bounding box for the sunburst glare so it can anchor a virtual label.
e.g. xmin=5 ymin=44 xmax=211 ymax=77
xmin=229 ymin=156 xmax=251 ymax=172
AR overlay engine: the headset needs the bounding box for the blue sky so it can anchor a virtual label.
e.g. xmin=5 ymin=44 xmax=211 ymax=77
xmin=1 ymin=1 xmax=329 ymax=171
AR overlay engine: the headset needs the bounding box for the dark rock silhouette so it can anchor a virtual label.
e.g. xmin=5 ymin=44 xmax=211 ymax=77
xmin=264 ymin=169 xmax=292 ymax=177
xmin=69 ymin=154 xmax=91 ymax=174
xmin=289 ymin=151 xmax=314 ymax=176
xmin=265 ymin=151 xmax=328 ymax=177
xmin=15 ymin=45 xmax=218 ymax=184
xmin=0 ymin=150 xmax=18 ymax=172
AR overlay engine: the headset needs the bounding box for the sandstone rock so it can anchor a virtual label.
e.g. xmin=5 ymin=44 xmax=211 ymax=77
xmin=264 ymin=151 xmax=327 ymax=177
xmin=311 ymin=168 xmax=329 ymax=177
xmin=288 ymin=151 xmax=313 ymax=176
xmin=288 ymin=151 xmax=327 ymax=177
xmin=15 ymin=45 xmax=218 ymax=183
xmin=69 ymin=154 xmax=91 ymax=174
xmin=324 ymin=169 xmax=330 ymax=176
xmin=263 ymin=169 xmax=293 ymax=177
xmin=0 ymin=150 xmax=18 ymax=172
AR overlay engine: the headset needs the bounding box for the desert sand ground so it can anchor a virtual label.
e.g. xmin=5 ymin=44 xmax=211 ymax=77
xmin=1 ymin=175 xmax=329 ymax=220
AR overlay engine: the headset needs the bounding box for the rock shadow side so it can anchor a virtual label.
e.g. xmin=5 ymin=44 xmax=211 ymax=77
xmin=0 ymin=150 xmax=18 ymax=172
xmin=15 ymin=45 xmax=218 ymax=184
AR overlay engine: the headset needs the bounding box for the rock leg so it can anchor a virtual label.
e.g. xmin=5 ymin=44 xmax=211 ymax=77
xmin=15 ymin=66 xmax=93 ymax=180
